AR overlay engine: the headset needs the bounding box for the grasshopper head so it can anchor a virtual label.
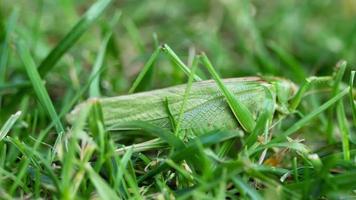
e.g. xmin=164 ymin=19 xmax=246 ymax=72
xmin=264 ymin=77 xmax=298 ymax=114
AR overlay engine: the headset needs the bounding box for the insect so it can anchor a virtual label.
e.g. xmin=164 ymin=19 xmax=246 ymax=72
xmin=68 ymin=76 xmax=297 ymax=137
xmin=68 ymin=45 xmax=351 ymax=147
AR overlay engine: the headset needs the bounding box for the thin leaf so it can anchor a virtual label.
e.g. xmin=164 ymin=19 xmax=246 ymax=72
xmin=89 ymin=32 xmax=112 ymax=97
xmin=336 ymin=100 xmax=350 ymax=160
xmin=139 ymin=130 xmax=242 ymax=182
xmin=267 ymin=41 xmax=306 ymax=82
xmin=175 ymin=57 xmax=198 ymax=136
xmin=16 ymin=41 xmax=64 ymax=143
xmin=38 ymin=0 xmax=112 ymax=76
xmin=245 ymin=86 xmax=275 ymax=146
xmin=349 ymin=71 xmax=356 ymax=126
xmin=0 ymin=9 xmax=18 ymax=93
xmin=232 ymin=176 xmax=263 ymax=200
xmin=273 ymin=87 xmax=350 ymax=143
xmin=326 ymin=61 xmax=347 ymax=143
xmin=0 ymin=111 xmax=21 ymax=141
xmin=128 ymin=47 xmax=161 ymax=93
xmin=115 ymin=148 xmax=133 ymax=188
xmin=85 ymin=163 xmax=120 ymax=200
xmin=112 ymin=121 xmax=185 ymax=150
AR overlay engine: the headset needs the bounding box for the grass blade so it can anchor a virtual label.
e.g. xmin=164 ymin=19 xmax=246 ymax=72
xmin=112 ymin=121 xmax=185 ymax=150
xmin=0 ymin=9 xmax=18 ymax=104
xmin=89 ymin=33 xmax=112 ymax=97
xmin=38 ymin=0 xmax=112 ymax=76
xmin=267 ymin=41 xmax=306 ymax=82
xmin=115 ymin=148 xmax=133 ymax=189
xmin=16 ymin=41 xmax=64 ymax=146
xmin=139 ymin=130 xmax=242 ymax=182
xmin=349 ymin=71 xmax=356 ymax=126
xmin=273 ymin=87 xmax=350 ymax=143
xmin=89 ymin=12 xmax=121 ymax=97
xmin=336 ymin=100 xmax=350 ymax=160
xmin=245 ymin=86 xmax=275 ymax=147
xmin=231 ymin=176 xmax=263 ymax=200
xmin=61 ymin=101 xmax=92 ymax=198
xmin=85 ymin=163 xmax=120 ymax=200
xmin=289 ymin=76 xmax=332 ymax=111
xmin=175 ymin=57 xmax=198 ymax=136
xmin=0 ymin=111 xmax=21 ymax=141
xmin=326 ymin=61 xmax=347 ymax=143
xmin=128 ymin=47 xmax=161 ymax=93
xmin=6 ymin=137 xmax=61 ymax=193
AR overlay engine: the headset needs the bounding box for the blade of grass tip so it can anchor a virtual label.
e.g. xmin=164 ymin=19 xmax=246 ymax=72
xmin=133 ymin=33 xmax=161 ymax=93
xmin=231 ymin=176 xmax=263 ymax=200
xmin=153 ymin=32 xmax=159 ymax=48
xmin=128 ymin=47 xmax=161 ymax=93
xmin=38 ymin=0 xmax=112 ymax=77
xmin=89 ymin=11 xmax=121 ymax=97
xmin=272 ymin=87 xmax=350 ymax=143
xmin=89 ymin=32 xmax=112 ymax=97
xmin=349 ymin=71 xmax=356 ymax=126
xmin=162 ymin=44 xmax=202 ymax=81
xmin=336 ymin=100 xmax=350 ymax=160
xmin=16 ymin=41 xmax=64 ymax=148
xmin=175 ymin=57 xmax=198 ymax=137
xmin=326 ymin=61 xmax=347 ymax=143
xmin=0 ymin=111 xmax=21 ymax=141
xmin=200 ymin=52 xmax=255 ymax=133
xmin=84 ymin=163 xmax=120 ymax=200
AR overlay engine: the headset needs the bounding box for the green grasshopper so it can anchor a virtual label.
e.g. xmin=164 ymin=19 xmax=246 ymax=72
xmin=68 ymin=76 xmax=296 ymax=134
xmin=68 ymin=45 xmax=352 ymax=154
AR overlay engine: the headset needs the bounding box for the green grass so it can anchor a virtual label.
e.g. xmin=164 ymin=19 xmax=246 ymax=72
xmin=1 ymin=0 xmax=356 ymax=199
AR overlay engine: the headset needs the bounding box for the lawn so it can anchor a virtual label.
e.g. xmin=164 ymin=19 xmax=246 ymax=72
xmin=0 ymin=0 xmax=356 ymax=199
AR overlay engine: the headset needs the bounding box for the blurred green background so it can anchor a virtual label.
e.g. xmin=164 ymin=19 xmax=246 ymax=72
xmin=1 ymin=0 xmax=356 ymax=118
